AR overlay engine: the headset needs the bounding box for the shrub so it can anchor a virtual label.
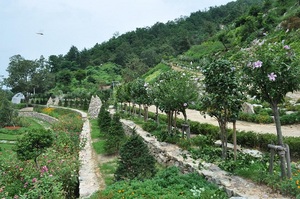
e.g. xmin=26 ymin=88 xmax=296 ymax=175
xmin=103 ymin=114 xmax=126 ymax=155
xmin=15 ymin=128 xmax=54 ymax=168
xmin=114 ymin=130 xmax=157 ymax=181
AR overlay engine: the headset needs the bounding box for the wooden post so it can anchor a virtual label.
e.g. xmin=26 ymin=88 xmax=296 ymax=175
xmin=181 ymin=124 xmax=190 ymax=139
xmin=285 ymin=144 xmax=292 ymax=179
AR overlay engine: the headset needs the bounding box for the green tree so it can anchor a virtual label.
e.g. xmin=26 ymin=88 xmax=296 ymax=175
xmin=153 ymin=71 xmax=198 ymax=134
xmin=15 ymin=129 xmax=54 ymax=168
xmin=0 ymin=92 xmax=17 ymax=127
xmin=130 ymin=78 xmax=152 ymax=120
xmin=200 ymin=59 xmax=245 ymax=159
xmin=103 ymin=114 xmax=126 ymax=155
xmin=5 ymin=55 xmax=37 ymax=100
xmin=114 ymin=130 xmax=156 ymax=181
xmin=242 ymin=37 xmax=300 ymax=178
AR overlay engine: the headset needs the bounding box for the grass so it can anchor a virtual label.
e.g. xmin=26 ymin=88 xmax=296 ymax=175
xmin=92 ymin=140 xmax=106 ymax=154
xmin=100 ymin=159 xmax=118 ymax=186
xmin=90 ymin=119 xmax=101 ymax=139
xmin=0 ymin=133 xmax=19 ymax=141
xmin=0 ymin=143 xmax=15 ymax=150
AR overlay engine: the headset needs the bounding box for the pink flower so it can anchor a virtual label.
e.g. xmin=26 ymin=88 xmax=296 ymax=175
xmin=283 ymin=45 xmax=290 ymax=50
xmin=40 ymin=166 xmax=48 ymax=173
xmin=253 ymin=60 xmax=263 ymax=68
xmin=268 ymin=72 xmax=277 ymax=81
xmin=32 ymin=178 xmax=37 ymax=183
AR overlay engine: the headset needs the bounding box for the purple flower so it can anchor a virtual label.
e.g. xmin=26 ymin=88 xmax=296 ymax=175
xmin=268 ymin=72 xmax=277 ymax=81
xmin=183 ymin=103 xmax=188 ymax=107
xmin=253 ymin=60 xmax=263 ymax=68
xmin=283 ymin=45 xmax=290 ymax=50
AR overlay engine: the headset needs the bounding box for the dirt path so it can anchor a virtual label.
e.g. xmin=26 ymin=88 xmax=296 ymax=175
xmin=148 ymin=105 xmax=300 ymax=137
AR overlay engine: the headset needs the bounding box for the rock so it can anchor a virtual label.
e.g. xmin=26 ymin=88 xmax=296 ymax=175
xmin=88 ymin=95 xmax=102 ymax=119
xmin=242 ymin=102 xmax=255 ymax=114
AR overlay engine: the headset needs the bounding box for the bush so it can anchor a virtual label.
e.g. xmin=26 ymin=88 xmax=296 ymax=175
xmin=103 ymin=114 xmax=126 ymax=155
xmin=15 ymin=128 xmax=54 ymax=167
xmin=114 ymin=131 xmax=157 ymax=181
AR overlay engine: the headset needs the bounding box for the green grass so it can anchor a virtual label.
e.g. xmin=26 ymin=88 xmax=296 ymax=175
xmin=0 ymin=133 xmax=19 ymax=141
xmin=90 ymin=119 xmax=101 ymax=139
xmin=92 ymin=140 xmax=106 ymax=154
xmin=100 ymin=158 xmax=118 ymax=186
xmin=0 ymin=143 xmax=15 ymax=150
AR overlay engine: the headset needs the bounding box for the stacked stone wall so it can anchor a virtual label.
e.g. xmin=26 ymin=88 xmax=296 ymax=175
xmin=18 ymin=112 xmax=58 ymax=124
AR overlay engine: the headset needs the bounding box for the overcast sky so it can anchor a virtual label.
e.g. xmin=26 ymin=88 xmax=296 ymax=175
xmin=0 ymin=0 xmax=234 ymax=80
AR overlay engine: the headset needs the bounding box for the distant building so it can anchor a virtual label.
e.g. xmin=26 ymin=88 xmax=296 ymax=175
xmin=12 ymin=92 xmax=25 ymax=104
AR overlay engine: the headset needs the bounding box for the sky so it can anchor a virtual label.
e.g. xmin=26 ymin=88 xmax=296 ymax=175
xmin=0 ymin=0 xmax=235 ymax=80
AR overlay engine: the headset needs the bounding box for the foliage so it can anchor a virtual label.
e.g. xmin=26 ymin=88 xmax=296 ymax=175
xmin=0 ymin=95 xmax=18 ymax=128
xmin=99 ymin=166 xmax=228 ymax=199
xmin=15 ymin=128 xmax=54 ymax=168
xmin=200 ymin=59 xmax=245 ymax=159
xmin=0 ymin=112 xmax=82 ymax=198
xmin=5 ymin=55 xmax=55 ymax=95
xmin=114 ymin=130 xmax=157 ymax=181
xmin=103 ymin=114 xmax=126 ymax=155
xmin=97 ymin=105 xmax=112 ymax=133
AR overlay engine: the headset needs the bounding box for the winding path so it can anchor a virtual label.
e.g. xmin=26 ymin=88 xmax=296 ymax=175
xmin=148 ymin=106 xmax=300 ymax=137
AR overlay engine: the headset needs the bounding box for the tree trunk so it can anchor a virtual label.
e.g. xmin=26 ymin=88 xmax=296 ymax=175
xmin=144 ymin=105 xmax=148 ymax=122
xmin=233 ymin=120 xmax=237 ymax=161
xmin=218 ymin=119 xmax=228 ymax=159
xmin=138 ymin=104 xmax=141 ymax=118
xmin=167 ymin=111 xmax=172 ymax=134
xmin=271 ymin=103 xmax=287 ymax=178
xmin=155 ymin=106 xmax=159 ymax=125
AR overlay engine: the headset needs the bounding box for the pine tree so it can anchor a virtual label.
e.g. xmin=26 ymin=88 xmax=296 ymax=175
xmin=103 ymin=114 xmax=126 ymax=155
xmin=114 ymin=129 xmax=157 ymax=181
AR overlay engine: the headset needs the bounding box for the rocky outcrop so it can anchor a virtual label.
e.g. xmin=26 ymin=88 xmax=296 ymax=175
xmin=88 ymin=96 xmax=102 ymax=119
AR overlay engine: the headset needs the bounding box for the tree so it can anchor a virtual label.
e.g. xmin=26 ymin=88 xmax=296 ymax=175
xmin=242 ymin=36 xmax=300 ymax=178
xmin=153 ymin=71 xmax=198 ymax=134
xmin=15 ymin=129 xmax=54 ymax=168
xmin=114 ymin=130 xmax=156 ymax=181
xmin=103 ymin=114 xmax=126 ymax=155
xmin=130 ymin=78 xmax=152 ymax=120
xmin=200 ymin=59 xmax=245 ymax=160
xmin=5 ymin=55 xmax=37 ymax=98
xmin=0 ymin=92 xmax=17 ymax=127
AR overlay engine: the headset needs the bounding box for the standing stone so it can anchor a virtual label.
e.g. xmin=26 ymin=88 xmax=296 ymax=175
xmin=88 ymin=95 xmax=102 ymax=119
xmin=241 ymin=102 xmax=255 ymax=114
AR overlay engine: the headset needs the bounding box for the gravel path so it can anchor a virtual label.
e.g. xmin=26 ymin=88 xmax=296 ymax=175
xmin=148 ymin=106 xmax=300 ymax=137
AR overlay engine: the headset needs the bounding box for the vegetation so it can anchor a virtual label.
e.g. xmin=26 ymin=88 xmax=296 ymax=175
xmin=2 ymin=0 xmax=300 ymax=198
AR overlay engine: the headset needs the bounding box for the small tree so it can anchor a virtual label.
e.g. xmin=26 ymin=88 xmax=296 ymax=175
xmin=200 ymin=59 xmax=245 ymax=159
xmin=103 ymin=114 xmax=126 ymax=155
xmin=15 ymin=129 xmax=54 ymax=168
xmin=242 ymin=37 xmax=300 ymax=178
xmin=97 ymin=104 xmax=112 ymax=134
xmin=114 ymin=130 xmax=156 ymax=181
xmin=0 ymin=93 xmax=18 ymax=127
xmin=153 ymin=71 xmax=198 ymax=134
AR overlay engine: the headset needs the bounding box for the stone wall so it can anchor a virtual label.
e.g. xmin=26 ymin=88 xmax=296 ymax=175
xmin=120 ymin=119 xmax=286 ymax=199
xmin=18 ymin=111 xmax=58 ymax=124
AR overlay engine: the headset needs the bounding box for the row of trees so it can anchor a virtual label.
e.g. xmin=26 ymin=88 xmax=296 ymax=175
xmin=114 ymin=35 xmax=300 ymax=179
